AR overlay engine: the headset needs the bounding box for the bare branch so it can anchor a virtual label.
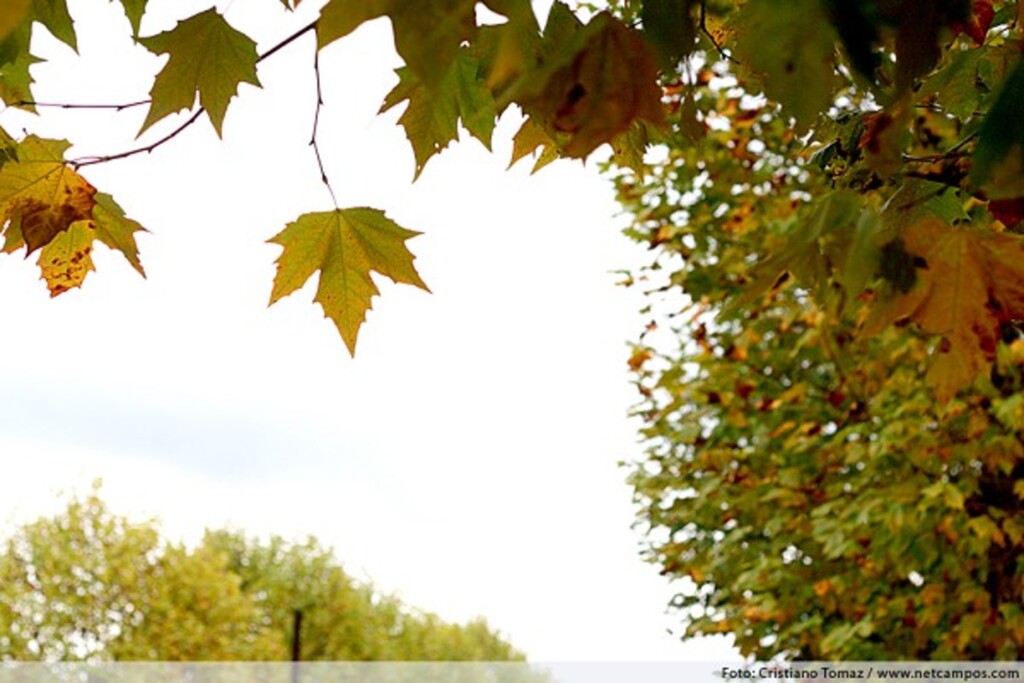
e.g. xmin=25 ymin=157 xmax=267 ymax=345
xmin=310 ymin=48 xmax=338 ymax=208
xmin=68 ymin=19 xmax=320 ymax=169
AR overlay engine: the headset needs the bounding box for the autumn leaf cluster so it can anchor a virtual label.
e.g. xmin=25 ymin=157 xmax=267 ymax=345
xmin=611 ymin=0 xmax=1024 ymax=661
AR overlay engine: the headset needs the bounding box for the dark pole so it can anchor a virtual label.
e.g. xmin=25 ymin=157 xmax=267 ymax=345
xmin=291 ymin=609 xmax=303 ymax=683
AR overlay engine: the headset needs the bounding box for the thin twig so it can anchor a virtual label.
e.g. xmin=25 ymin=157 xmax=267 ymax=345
xmin=310 ymin=48 xmax=338 ymax=207
xmin=14 ymin=99 xmax=151 ymax=111
xmin=700 ymin=0 xmax=735 ymax=63
xmin=73 ymin=108 xmax=205 ymax=169
xmin=69 ymin=19 xmax=320 ymax=169
xmin=902 ymin=132 xmax=978 ymax=163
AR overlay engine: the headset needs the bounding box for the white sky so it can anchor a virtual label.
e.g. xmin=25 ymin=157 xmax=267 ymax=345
xmin=0 ymin=0 xmax=739 ymax=662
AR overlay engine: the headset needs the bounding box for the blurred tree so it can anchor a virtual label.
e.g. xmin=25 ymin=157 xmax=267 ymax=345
xmin=611 ymin=2 xmax=1024 ymax=660
xmin=0 ymin=489 xmax=521 ymax=661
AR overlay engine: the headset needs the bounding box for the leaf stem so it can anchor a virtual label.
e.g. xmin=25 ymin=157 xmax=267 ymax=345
xmin=310 ymin=47 xmax=338 ymax=208
xmin=700 ymin=0 xmax=735 ymax=63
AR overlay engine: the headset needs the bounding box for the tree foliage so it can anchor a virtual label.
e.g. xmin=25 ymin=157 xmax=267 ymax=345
xmin=607 ymin=0 xmax=1024 ymax=662
xmin=7 ymin=0 xmax=1024 ymax=661
xmin=0 ymin=490 xmax=522 ymax=661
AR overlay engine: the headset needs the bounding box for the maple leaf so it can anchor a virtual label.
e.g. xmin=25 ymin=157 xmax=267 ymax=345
xmin=318 ymin=0 xmax=478 ymax=89
xmin=32 ymin=0 xmax=77 ymax=51
xmin=268 ymin=208 xmax=429 ymax=355
xmin=864 ymin=219 xmax=1024 ymax=402
xmin=380 ymin=51 xmax=497 ymax=179
xmin=31 ymin=193 xmax=145 ymax=295
xmin=528 ymin=13 xmax=665 ymax=158
xmin=139 ymin=9 xmax=260 ymax=137
xmin=735 ymin=0 xmax=837 ymax=134
xmin=0 ymin=136 xmax=97 ymax=254
xmin=641 ymin=0 xmax=696 ymax=70
xmin=0 ymin=0 xmax=29 ymax=43
xmin=508 ymin=115 xmax=560 ymax=173
xmin=971 ymin=59 xmax=1024 ymax=198
xmin=37 ymin=221 xmax=95 ymax=297
xmin=92 ymin=192 xmax=147 ymax=277
xmin=951 ymin=0 xmax=995 ymax=45
xmin=0 ymin=23 xmax=40 ymax=108
xmin=113 ymin=0 xmax=148 ymax=38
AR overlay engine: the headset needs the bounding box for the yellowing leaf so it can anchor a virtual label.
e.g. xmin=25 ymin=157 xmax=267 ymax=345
xmin=268 ymin=208 xmax=429 ymax=355
xmin=529 ymin=14 xmax=665 ymax=158
xmin=37 ymin=220 xmax=95 ymax=296
xmin=0 ymin=136 xmax=96 ymax=254
xmin=139 ymin=9 xmax=260 ymax=137
xmin=380 ymin=51 xmax=497 ymax=179
xmin=0 ymin=23 xmax=41 ymax=107
xmin=508 ymin=115 xmax=560 ymax=173
xmin=0 ymin=0 xmax=30 ymax=43
xmin=735 ymin=0 xmax=837 ymax=133
xmin=865 ymin=219 xmax=1024 ymax=402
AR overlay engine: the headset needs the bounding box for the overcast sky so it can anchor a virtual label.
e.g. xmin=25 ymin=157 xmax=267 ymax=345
xmin=0 ymin=0 xmax=738 ymax=662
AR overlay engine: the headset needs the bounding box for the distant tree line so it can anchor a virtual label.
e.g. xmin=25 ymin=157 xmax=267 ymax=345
xmin=0 ymin=488 xmax=521 ymax=661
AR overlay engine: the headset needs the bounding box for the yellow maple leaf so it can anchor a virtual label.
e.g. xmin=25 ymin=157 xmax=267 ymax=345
xmin=0 ymin=136 xmax=97 ymax=254
xmin=864 ymin=219 xmax=1024 ymax=402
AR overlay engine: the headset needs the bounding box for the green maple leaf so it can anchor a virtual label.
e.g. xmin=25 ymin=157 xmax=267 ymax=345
xmin=139 ymin=9 xmax=260 ymax=137
xmin=0 ymin=22 xmax=40 ymax=108
xmin=113 ymin=0 xmax=147 ymax=38
xmin=268 ymin=208 xmax=429 ymax=355
xmin=641 ymin=0 xmax=696 ymax=70
xmin=31 ymin=0 xmax=77 ymax=51
xmin=92 ymin=192 xmax=146 ymax=277
xmin=318 ymin=0 xmax=478 ymax=89
xmin=735 ymin=0 xmax=837 ymax=133
xmin=380 ymin=51 xmax=497 ymax=178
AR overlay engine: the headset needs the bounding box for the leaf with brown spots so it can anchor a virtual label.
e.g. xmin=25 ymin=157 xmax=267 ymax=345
xmin=529 ymin=13 xmax=665 ymax=158
xmin=0 ymin=136 xmax=97 ymax=254
xmin=864 ymin=219 xmax=1024 ymax=402
xmin=37 ymin=221 xmax=95 ymax=297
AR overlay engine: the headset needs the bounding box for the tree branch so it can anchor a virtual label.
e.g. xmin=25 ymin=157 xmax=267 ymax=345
xmin=13 ymin=99 xmax=151 ymax=111
xmin=310 ymin=48 xmax=338 ymax=208
xmin=69 ymin=19 xmax=320 ymax=169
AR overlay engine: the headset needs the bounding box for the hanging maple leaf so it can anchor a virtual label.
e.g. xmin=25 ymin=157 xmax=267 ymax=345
xmin=37 ymin=221 xmax=95 ymax=297
xmin=0 ymin=136 xmax=96 ymax=254
xmin=864 ymin=219 xmax=1024 ymax=402
xmin=528 ymin=13 xmax=665 ymax=158
xmin=735 ymin=0 xmax=837 ymax=134
xmin=380 ymin=51 xmax=497 ymax=179
xmin=139 ymin=9 xmax=260 ymax=137
xmin=268 ymin=209 xmax=429 ymax=354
